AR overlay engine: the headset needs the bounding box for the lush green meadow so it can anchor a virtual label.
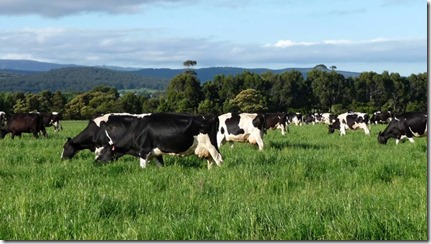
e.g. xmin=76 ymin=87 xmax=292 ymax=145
xmin=0 ymin=120 xmax=427 ymax=240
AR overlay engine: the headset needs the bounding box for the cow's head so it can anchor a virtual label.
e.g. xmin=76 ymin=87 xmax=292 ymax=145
xmin=95 ymin=145 xmax=116 ymax=162
xmin=61 ymin=137 xmax=78 ymax=159
xmin=377 ymin=131 xmax=388 ymax=144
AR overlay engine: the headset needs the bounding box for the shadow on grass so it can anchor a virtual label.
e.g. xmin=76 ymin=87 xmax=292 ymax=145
xmin=269 ymin=141 xmax=330 ymax=150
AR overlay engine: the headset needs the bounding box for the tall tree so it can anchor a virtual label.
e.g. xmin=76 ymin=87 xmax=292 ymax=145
xmin=163 ymin=72 xmax=203 ymax=113
xmin=229 ymin=88 xmax=267 ymax=113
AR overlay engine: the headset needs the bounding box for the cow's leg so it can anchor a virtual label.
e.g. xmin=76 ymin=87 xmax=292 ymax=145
xmin=360 ymin=123 xmax=370 ymax=135
xmin=255 ymin=131 xmax=264 ymax=150
xmin=41 ymin=127 xmax=47 ymax=138
xmin=140 ymin=151 xmax=155 ymax=168
xmin=155 ymin=156 xmax=164 ymax=167
xmin=207 ymin=159 xmax=213 ymax=169
xmin=216 ymin=132 xmax=225 ymax=149
xmin=139 ymin=157 xmax=148 ymax=168
xmin=407 ymin=137 xmax=415 ymax=143
xmin=207 ymin=148 xmax=223 ymax=167
xmin=340 ymin=125 xmax=346 ymax=136
xmin=229 ymin=141 xmax=235 ymax=149
xmin=280 ymin=125 xmax=286 ymax=135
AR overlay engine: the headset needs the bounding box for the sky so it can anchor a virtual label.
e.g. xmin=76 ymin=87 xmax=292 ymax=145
xmin=0 ymin=0 xmax=427 ymax=76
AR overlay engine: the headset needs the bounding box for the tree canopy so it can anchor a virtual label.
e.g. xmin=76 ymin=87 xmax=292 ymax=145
xmin=0 ymin=67 xmax=426 ymax=120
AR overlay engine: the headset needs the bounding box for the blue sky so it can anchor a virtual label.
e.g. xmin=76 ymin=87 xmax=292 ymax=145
xmin=0 ymin=0 xmax=426 ymax=75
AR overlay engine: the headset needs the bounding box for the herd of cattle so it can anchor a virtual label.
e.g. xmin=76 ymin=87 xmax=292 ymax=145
xmin=0 ymin=110 xmax=427 ymax=169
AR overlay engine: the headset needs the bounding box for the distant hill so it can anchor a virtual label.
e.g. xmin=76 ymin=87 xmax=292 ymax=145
xmin=0 ymin=59 xmax=362 ymax=92
xmin=0 ymin=66 xmax=169 ymax=92
xmin=0 ymin=59 xmax=76 ymax=72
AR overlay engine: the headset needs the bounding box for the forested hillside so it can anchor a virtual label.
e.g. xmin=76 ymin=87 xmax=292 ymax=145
xmin=0 ymin=67 xmax=169 ymax=92
xmin=0 ymin=69 xmax=426 ymax=120
xmin=0 ymin=60 xmax=362 ymax=92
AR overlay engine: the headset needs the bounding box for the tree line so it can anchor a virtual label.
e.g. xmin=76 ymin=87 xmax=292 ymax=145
xmin=0 ymin=67 xmax=426 ymax=120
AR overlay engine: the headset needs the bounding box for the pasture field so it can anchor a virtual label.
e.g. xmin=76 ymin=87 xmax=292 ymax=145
xmin=0 ymin=120 xmax=427 ymax=240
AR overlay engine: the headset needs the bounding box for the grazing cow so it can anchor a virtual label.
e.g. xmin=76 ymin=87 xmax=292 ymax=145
xmin=42 ymin=112 xmax=63 ymax=132
xmin=321 ymin=113 xmax=337 ymax=125
xmin=287 ymin=112 xmax=303 ymax=126
xmin=328 ymin=112 xmax=370 ymax=136
xmin=61 ymin=113 xmax=150 ymax=159
xmin=313 ymin=113 xmax=323 ymax=124
xmin=377 ymin=112 xmax=427 ymax=145
xmin=303 ymin=113 xmax=316 ymax=125
xmin=371 ymin=111 xmax=393 ymax=124
xmin=217 ymin=112 xmax=266 ymax=150
xmin=96 ymin=113 xmax=223 ymax=169
xmin=0 ymin=112 xmax=47 ymax=139
xmin=264 ymin=112 xmax=287 ymax=135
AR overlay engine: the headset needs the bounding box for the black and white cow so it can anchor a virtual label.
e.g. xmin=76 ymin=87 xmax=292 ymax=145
xmin=264 ymin=112 xmax=287 ymax=135
xmin=287 ymin=112 xmax=303 ymax=126
xmin=328 ymin=112 xmax=370 ymax=136
xmin=377 ymin=112 xmax=427 ymax=145
xmin=42 ymin=112 xmax=63 ymax=132
xmin=96 ymin=112 xmax=223 ymax=169
xmin=61 ymin=113 xmax=150 ymax=159
xmin=0 ymin=111 xmax=6 ymax=126
xmin=303 ymin=113 xmax=316 ymax=125
xmin=370 ymin=111 xmax=393 ymax=124
xmin=217 ymin=112 xmax=266 ymax=150
xmin=0 ymin=112 xmax=47 ymax=139
xmin=321 ymin=113 xmax=337 ymax=125
xmin=313 ymin=113 xmax=323 ymax=124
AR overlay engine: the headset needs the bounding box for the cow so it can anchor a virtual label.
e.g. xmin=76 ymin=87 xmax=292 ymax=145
xmin=95 ymin=112 xmax=223 ymax=169
xmin=313 ymin=113 xmax=323 ymax=124
xmin=303 ymin=113 xmax=316 ymax=125
xmin=42 ymin=112 xmax=63 ymax=132
xmin=61 ymin=113 xmax=150 ymax=160
xmin=370 ymin=111 xmax=393 ymax=124
xmin=377 ymin=112 xmax=427 ymax=145
xmin=217 ymin=112 xmax=266 ymax=150
xmin=328 ymin=112 xmax=370 ymax=136
xmin=321 ymin=113 xmax=337 ymax=125
xmin=264 ymin=112 xmax=287 ymax=135
xmin=0 ymin=112 xmax=47 ymax=139
xmin=287 ymin=112 xmax=303 ymax=126
xmin=0 ymin=111 xmax=6 ymax=126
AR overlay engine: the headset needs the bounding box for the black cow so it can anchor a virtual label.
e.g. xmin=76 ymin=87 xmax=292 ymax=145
xmin=61 ymin=113 xmax=150 ymax=159
xmin=370 ymin=111 xmax=393 ymax=124
xmin=264 ymin=112 xmax=287 ymax=135
xmin=42 ymin=112 xmax=63 ymax=132
xmin=96 ymin=113 xmax=223 ymax=169
xmin=0 ymin=112 xmax=47 ymax=139
xmin=377 ymin=112 xmax=427 ymax=145
xmin=329 ymin=112 xmax=370 ymax=136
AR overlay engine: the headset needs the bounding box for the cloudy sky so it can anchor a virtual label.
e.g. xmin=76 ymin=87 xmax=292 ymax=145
xmin=0 ymin=0 xmax=426 ymax=75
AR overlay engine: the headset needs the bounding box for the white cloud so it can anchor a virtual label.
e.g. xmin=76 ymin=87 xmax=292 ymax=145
xmin=0 ymin=0 xmax=192 ymax=17
xmin=0 ymin=27 xmax=426 ymax=75
xmin=269 ymin=40 xmax=317 ymax=48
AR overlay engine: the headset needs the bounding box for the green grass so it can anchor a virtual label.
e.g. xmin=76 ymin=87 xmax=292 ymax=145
xmin=0 ymin=121 xmax=427 ymax=240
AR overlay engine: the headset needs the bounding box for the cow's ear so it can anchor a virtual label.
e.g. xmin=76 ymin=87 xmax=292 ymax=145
xmin=378 ymin=131 xmax=382 ymax=136
xmin=66 ymin=137 xmax=72 ymax=142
